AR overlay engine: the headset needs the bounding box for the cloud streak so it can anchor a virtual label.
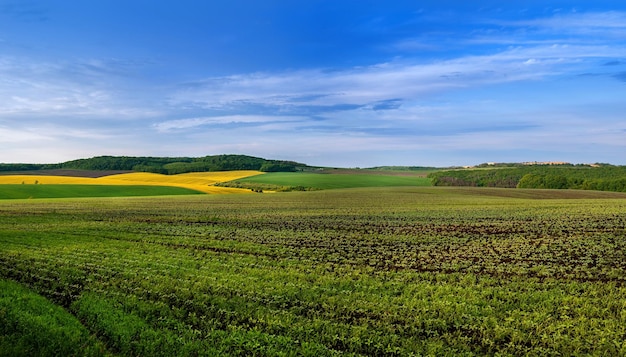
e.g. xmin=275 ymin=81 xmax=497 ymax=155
xmin=154 ymin=115 xmax=307 ymax=132
xmin=0 ymin=56 xmax=163 ymax=119
xmin=170 ymin=42 xmax=626 ymax=113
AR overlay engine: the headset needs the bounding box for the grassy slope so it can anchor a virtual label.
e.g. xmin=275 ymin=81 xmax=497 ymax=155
xmin=0 ymin=184 xmax=203 ymax=199
xmin=236 ymin=172 xmax=432 ymax=189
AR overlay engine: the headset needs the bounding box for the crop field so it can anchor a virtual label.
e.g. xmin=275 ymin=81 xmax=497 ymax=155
xmin=1 ymin=187 xmax=626 ymax=355
xmin=0 ymin=184 xmax=204 ymax=199
xmin=0 ymin=278 xmax=107 ymax=356
xmin=227 ymin=172 xmax=432 ymax=191
xmin=0 ymin=171 xmax=264 ymax=198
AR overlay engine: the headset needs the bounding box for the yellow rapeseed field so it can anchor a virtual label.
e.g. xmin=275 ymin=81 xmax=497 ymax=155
xmin=0 ymin=170 xmax=264 ymax=194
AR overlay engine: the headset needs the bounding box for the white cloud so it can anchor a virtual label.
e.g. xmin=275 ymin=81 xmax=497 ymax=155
xmin=511 ymin=11 xmax=626 ymax=31
xmin=170 ymin=42 xmax=626 ymax=112
xmin=0 ymin=125 xmax=52 ymax=143
xmin=483 ymin=11 xmax=626 ymax=45
xmin=0 ymin=56 xmax=162 ymax=119
xmin=154 ymin=115 xmax=306 ymax=132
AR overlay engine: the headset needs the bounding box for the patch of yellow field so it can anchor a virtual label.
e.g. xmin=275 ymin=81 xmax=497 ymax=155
xmin=0 ymin=170 xmax=264 ymax=194
xmin=105 ymin=170 xmax=262 ymax=185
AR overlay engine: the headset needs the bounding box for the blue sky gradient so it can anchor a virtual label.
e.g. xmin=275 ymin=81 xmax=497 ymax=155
xmin=1 ymin=1 xmax=625 ymax=167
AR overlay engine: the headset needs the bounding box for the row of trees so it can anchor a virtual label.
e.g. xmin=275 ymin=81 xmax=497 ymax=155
xmin=518 ymin=174 xmax=626 ymax=191
xmin=429 ymin=168 xmax=524 ymax=188
xmin=0 ymin=155 xmax=307 ymax=174
xmin=0 ymin=163 xmax=47 ymax=171
xmin=429 ymin=165 xmax=626 ymax=193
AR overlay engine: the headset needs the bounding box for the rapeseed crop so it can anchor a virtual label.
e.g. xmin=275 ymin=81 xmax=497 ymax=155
xmin=0 ymin=170 xmax=264 ymax=194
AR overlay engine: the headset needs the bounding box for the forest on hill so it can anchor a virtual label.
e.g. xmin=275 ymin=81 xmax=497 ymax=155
xmin=428 ymin=164 xmax=626 ymax=193
xmin=0 ymin=155 xmax=307 ymax=175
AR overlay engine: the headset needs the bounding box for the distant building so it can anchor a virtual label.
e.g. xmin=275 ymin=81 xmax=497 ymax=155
xmin=522 ymin=161 xmax=570 ymax=166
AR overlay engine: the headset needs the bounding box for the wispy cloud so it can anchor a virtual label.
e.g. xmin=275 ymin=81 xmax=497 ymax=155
xmin=154 ymin=115 xmax=306 ymax=132
xmin=391 ymin=11 xmax=626 ymax=54
xmin=171 ymin=43 xmax=626 ymax=112
xmin=0 ymin=125 xmax=51 ymax=143
xmin=508 ymin=11 xmax=626 ymax=32
xmin=0 ymin=56 xmax=162 ymax=118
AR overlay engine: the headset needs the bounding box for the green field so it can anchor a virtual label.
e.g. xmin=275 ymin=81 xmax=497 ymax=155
xmin=229 ymin=172 xmax=432 ymax=191
xmin=1 ymin=187 xmax=626 ymax=355
xmin=0 ymin=184 xmax=203 ymax=199
xmin=0 ymin=279 xmax=107 ymax=356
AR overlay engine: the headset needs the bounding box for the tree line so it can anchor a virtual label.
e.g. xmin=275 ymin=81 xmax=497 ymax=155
xmin=428 ymin=165 xmax=626 ymax=193
xmin=0 ymin=155 xmax=307 ymax=175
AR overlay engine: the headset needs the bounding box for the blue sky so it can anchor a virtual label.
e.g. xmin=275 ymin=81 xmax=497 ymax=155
xmin=1 ymin=1 xmax=625 ymax=167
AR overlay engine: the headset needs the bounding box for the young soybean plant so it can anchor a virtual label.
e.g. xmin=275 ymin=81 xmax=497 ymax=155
xmin=0 ymin=279 xmax=108 ymax=356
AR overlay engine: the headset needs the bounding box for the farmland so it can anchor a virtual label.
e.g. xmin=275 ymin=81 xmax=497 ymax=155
xmin=0 ymin=184 xmax=204 ymax=200
xmin=0 ymin=171 xmax=264 ymax=198
xmin=1 ymin=187 xmax=626 ymax=355
xmin=221 ymin=171 xmax=432 ymax=191
xmin=0 ymin=169 xmax=431 ymax=198
xmin=0 ymin=279 xmax=107 ymax=356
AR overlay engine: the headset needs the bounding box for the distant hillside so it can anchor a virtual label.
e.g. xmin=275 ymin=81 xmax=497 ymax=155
xmin=0 ymin=155 xmax=309 ymax=175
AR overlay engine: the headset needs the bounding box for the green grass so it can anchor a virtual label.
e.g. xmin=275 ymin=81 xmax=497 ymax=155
xmin=0 ymin=279 xmax=109 ymax=357
xmin=0 ymin=184 xmax=204 ymax=199
xmin=233 ymin=172 xmax=432 ymax=190
xmin=1 ymin=187 xmax=626 ymax=355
